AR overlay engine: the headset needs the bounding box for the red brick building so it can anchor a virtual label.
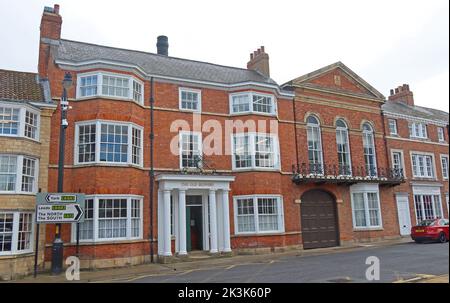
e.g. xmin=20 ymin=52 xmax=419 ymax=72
xmin=35 ymin=5 xmax=447 ymax=269
xmin=382 ymin=85 xmax=449 ymax=237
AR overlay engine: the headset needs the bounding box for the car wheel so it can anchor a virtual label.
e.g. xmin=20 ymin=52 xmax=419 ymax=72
xmin=438 ymin=232 xmax=447 ymax=243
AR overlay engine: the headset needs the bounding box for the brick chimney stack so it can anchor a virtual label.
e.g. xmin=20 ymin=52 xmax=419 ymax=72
xmin=39 ymin=4 xmax=62 ymax=77
xmin=247 ymin=46 xmax=270 ymax=78
xmin=388 ymin=84 xmax=414 ymax=106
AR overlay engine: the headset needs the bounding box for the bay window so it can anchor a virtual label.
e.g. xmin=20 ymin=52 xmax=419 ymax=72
xmin=74 ymin=195 xmax=143 ymax=242
xmin=232 ymin=133 xmax=280 ymax=170
xmin=230 ymin=92 xmax=276 ymax=115
xmin=234 ymin=196 xmax=284 ymax=234
xmin=351 ymin=184 xmax=382 ymax=229
xmin=0 ymin=105 xmax=40 ymax=140
xmin=0 ymin=155 xmax=38 ymax=194
xmin=75 ymin=121 xmax=143 ymax=166
xmin=0 ymin=212 xmax=34 ymax=255
xmin=77 ymin=72 xmax=144 ymax=104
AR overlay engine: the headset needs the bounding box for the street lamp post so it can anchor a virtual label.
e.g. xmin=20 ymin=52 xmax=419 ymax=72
xmin=51 ymin=72 xmax=73 ymax=275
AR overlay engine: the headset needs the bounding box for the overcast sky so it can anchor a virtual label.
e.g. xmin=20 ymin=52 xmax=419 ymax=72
xmin=0 ymin=0 xmax=448 ymax=111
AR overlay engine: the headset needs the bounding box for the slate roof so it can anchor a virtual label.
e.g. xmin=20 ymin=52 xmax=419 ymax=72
xmin=0 ymin=69 xmax=46 ymax=102
xmin=382 ymin=100 xmax=449 ymax=124
xmin=53 ymin=39 xmax=278 ymax=86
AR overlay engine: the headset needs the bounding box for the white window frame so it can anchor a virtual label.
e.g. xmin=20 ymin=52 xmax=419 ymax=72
xmin=307 ymin=116 xmax=324 ymax=174
xmin=71 ymin=195 xmax=143 ymax=243
xmin=440 ymin=154 xmax=449 ymax=180
xmin=388 ymin=119 xmax=398 ymax=136
xmin=362 ymin=123 xmax=378 ymax=177
xmin=390 ymin=149 xmax=406 ymax=177
xmin=179 ymin=87 xmax=202 ymax=112
xmin=350 ymin=184 xmax=383 ymax=229
xmin=179 ymin=131 xmax=203 ymax=169
xmin=231 ymin=133 xmax=281 ymax=171
xmin=0 ymin=104 xmax=40 ymax=141
xmin=233 ymin=195 xmax=284 ymax=235
xmin=0 ymin=154 xmax=39 ymax=195
xmin=336 ymin=120 xmax=352 ymax=176
xmin=410 ymin=151 xmax=436 ymax=179
xmin=229 ymin=92 xmax=277 ymax=116
xmin=0 ymin=211 xmax=34 ymax=256
xmin=74 ymin=120 xmax=144 ymax=167
xmin=437 ymin=127 xmax=445 ymax=142
xmin=76 ymin=71 xmax=144 ymax=105
xmin=413 ymin=186 xmax=444 ymax=223
xmin=409 ymin=122 xmax=428 ymax=139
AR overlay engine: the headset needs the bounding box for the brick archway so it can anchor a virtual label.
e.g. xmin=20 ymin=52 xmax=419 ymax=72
xmin=300 ymin=189 xmax=340 ymax=249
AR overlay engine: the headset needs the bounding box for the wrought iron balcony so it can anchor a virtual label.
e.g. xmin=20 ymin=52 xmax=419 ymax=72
xmin=291 ymin=163 xmax=405 ymax=186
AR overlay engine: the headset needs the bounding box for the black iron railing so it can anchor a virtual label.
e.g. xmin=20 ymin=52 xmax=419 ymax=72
xmin=291 ymin=162 xmax=405 ymax=186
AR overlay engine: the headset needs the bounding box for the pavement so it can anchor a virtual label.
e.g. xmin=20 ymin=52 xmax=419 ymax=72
xmin=7 ymin=237 xmax=449 ymax=283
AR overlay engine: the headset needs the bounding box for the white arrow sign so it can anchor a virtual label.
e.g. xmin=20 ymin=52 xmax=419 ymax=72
xmin=36 ymin=204 xmax=84 ymax=223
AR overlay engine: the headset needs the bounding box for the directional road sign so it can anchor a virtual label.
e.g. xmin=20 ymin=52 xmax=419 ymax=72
xmin=36 ymin=204 xmax=84 ymax=223
xmin=36 ymin=193 xmax=85 ymax=205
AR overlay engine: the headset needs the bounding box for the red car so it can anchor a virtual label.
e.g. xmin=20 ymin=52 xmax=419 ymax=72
xmin=411 ymin=218 xmax=449 ymax=243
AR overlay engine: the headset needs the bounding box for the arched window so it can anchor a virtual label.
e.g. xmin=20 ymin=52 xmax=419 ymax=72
xmin=306 ymin=115 xmax=323 ymax=174
xmin=362 ymin=123 xmax=377 ymax=176
xmin=336 ymin=119 xmax=352 ymax=175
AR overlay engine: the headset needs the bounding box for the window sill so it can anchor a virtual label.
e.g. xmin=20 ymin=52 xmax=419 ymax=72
xmin=232 ymin=168 xmax=281 ymax=173
xmin=74 ymin=95 xmax=144 ymax=107
xmin=179 ymin=108 xmax=201 ymax=114
xmin=0 ymin=192 xmax=37 ymax=196
xmin=0 ymin=251 xmax=34 ymax=259
xmin=353 ymin=227 xmax=384 ymax=232
xmin=230 ymin=112 xmax=277 ymax=117
xmin=0 ymin=135 xmax=41 ymax=144
xmin=73 ymin=163 xmax=144 ymax=169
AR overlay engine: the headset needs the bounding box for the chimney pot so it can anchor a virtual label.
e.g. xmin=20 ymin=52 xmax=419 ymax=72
xmin=257 ymin=49 xmax=261 ymax=55
xmin=390 ymin=89 xmax=394 ymax=96
xmin=261 ymin=46 xmax=265 ymax=53
xmin=395 ymin=88 xmax=399 ymax=94
xmin=250 ymin=53 xmax=254 ymax=60
xmin=54 ymin=4 xmax=60 ymax=14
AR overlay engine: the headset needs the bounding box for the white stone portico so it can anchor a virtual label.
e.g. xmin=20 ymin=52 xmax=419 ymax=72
xmin=156 ymin=174 xmax=235 ymax=257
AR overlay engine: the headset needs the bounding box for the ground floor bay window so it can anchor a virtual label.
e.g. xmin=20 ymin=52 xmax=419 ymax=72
xmin=0 ymin=212 xmax=33 ymax=255
xmin=72 ymin=195 xmax=143 ymax=242
xmin=350 ymin=184 xmax=382 ymax=229
xmin=413 ymin=188 xmax=444 ymax=223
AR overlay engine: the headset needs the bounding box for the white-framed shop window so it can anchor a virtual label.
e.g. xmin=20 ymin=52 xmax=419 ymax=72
xmin=77 ymin=71 xmax=144 ymax=104
xmin=413 ymin=187 xmax=444 ymax=223
xmin=350 ymin=184 xmax=382 ymax=229
xmin=0 ymin=211 xmax=34 ymax=256
xmin=233 ymin=195 xmax=284 ymax=235
xmin=0 ymin=154 xmax=38 ymax=194
xmin=179 ymin=87 xmax=201 ymax=112
xmin=231 ymin=133 xmax=280 ymax=170
xmin=74 ymin=120 xmax=144 ymax=166
xmin=229 ymin=92 xmax=277 ymax=115
xmin=0 ymin=104 xmax=40 ymax=141
xmin=72 ymin=195 xmax=143 ymax=243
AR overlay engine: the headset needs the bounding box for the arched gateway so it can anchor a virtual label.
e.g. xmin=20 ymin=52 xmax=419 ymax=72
xmin=300 ymin=190 xmax=340 ymax=249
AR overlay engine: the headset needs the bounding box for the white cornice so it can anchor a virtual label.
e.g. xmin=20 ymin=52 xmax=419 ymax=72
xmin=383 ymin=111 xmax=448 ymax=127
xmin=54 ymin=59 xmax=295 ymax=98
xmin=386 ymin=135 xmax=449 ymax=147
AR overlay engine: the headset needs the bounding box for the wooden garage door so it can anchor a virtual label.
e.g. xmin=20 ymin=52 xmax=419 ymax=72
xmin=301 ymin=190 xmax=339 ymax=249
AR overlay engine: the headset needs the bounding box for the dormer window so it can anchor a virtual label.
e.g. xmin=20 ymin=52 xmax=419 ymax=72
xmin=77 ymin=72 xmax=144 ymax=104
xmin=230 ymin=92 xmax=276 ymax=115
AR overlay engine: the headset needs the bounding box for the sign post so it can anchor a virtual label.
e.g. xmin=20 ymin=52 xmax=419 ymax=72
xmin=34 ymin=193 xmax=85 ymax=277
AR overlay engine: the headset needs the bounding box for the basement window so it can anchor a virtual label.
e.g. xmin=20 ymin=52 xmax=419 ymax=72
xmin=77 ymin=72 xmax=144 ymax=104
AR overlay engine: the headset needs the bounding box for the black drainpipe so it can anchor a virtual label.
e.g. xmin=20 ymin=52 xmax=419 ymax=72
xmin=149 ymin=77 xmax=155 ymax=263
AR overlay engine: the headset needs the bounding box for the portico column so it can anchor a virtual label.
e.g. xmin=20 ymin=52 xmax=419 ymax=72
xmin=209 ymin=189 xmax=218 ymax=253
xmin=178 ymin=190 xmax=187 ymax=255
xmin=222 ymin=190 xmax=232 ymax=252
xmin=163 ymin=190 xmax=172 ymax=256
